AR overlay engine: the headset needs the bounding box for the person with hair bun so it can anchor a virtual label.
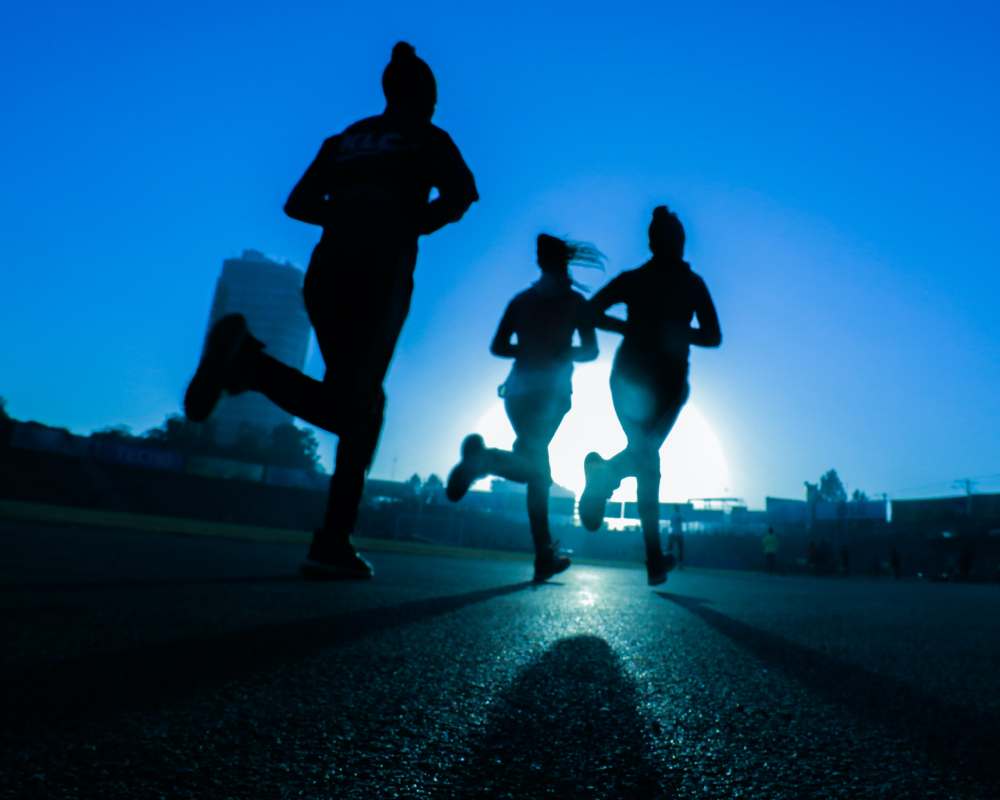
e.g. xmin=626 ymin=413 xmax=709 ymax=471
xmin=446 ymin=234 xmax=602 ymax=582
xmin=184 ymin=42 xmax=478 ymax=580
xmin=578 ymin=206 xmax=721 ymax=585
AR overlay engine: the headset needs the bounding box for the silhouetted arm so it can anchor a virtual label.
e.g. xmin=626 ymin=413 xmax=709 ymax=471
xmin=689 ymin=276 xmax=722 ymax=348
xmin=588 ymin=276 xmax=629 ymax=336
xmin=489 ymin=303 xmax=519 ymax=359
xmin=571 ymin=299 xmax=599 ymax=362
xmin=420 ymin=132 xmax=479 ymax=235
xmin=284 ymin=138 xmax=337 ymax=226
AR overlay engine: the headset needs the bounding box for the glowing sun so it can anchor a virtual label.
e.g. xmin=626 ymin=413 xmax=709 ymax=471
xmin=472 ymin=360 xmax=730 ymax=502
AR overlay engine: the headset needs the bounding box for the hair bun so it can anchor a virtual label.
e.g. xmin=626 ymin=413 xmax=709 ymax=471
xmin=652 ymin=205 xmax=671 ymax=221
xmin=391 ymin=41 xmax=417 ymax=61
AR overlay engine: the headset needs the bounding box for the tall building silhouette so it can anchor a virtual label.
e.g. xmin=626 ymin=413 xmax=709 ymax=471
xmin=205 ymin=250 xmax=311 ymax=443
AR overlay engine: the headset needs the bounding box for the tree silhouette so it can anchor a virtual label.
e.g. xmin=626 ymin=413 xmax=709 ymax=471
xmin=143 ymin=415 xmax=218 ymax=454
xmin=818 ymin=469 xmax=847 ymax=503
xmin=270 ymin=423 xmax=321 ymax=472
xmin=0 ymin=396 xmax=11 ymax=442
xmin=422 ymin=473 xmax=444 ymax=503
xmin=851 ymin=488 xmax=869 ymax=503
xmin=91 ymin=424 xmax=136 ymax=443
xmin=139 ymin=415 xmax=321 ymax=471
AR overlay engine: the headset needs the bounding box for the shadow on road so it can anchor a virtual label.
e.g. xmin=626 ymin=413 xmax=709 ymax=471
xmin=2 ymin=580 xmax=533 ymax=734
xmin=0 ymin=574 xmax=307 ymax=592
xmin=452 ymin=635 xmax=670 ymax=799
xmin=658 ymin=591 xmax=1000 ymax=786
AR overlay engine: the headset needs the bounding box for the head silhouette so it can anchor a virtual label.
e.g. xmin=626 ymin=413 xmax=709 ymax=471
xmin=648 ymin=205 xmax=685 ymax=259
xmin=536 ymin=234 xmax=572 ymax=276
xmin=382 ymin=41 xmax=437 ymax=121
xmin=536 ymin=234 xmax=605 ymax=285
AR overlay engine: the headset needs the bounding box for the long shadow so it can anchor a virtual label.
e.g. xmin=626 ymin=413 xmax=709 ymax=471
xmin=452 ymin=635 xmax=671 ymax=799
xmin=1 ymin=580 xmax=532 ymax=735
xmin=659 ymin=592 xmax=1000 ymax=785
xmin=0 ymin=574 xmax=305 ymax=592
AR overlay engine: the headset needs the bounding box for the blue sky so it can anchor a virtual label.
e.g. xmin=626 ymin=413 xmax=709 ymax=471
xmin=2 ymin=1 xmax=998 ymax=505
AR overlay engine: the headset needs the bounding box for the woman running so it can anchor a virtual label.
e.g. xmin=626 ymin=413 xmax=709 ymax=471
xmin=446 ymin=234 xmax=602 ymax=582
xmin=578 ymin=206 xmax=721 ymax=585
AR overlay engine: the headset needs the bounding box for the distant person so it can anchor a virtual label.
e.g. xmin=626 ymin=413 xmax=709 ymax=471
xmin=184 ymin=42 xmax=478 ymax=579
xmin=446 ymin=235 xmax=601 ymax=582
xmin=667 ymin=505 xmax=685 ymax=567
xmin=578 ymin=206 xmax=722 ymax=585
xmin=958 ymin=543 xmax=975 ymax=581
xmin=762 ymin=527 xmax=779 ymax=573
xmin=839 ymin=543 xmax=851 ymax=576
xmin=816 ymin=538 xmax=834 ymax=576
xmin=889 ymin=545 xmax=901 ymax=579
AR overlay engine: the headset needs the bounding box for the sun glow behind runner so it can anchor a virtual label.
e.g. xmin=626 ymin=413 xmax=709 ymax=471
xmin=473 ymin=359 xmax=729 ymax=504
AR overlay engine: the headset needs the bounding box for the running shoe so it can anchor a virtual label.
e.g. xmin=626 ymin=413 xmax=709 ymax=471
xmin=301 ymin=539 xmax=373 ymax=580
xmin=646 ymin=552 xmax=677 ymax=586
xmin=533 ymin=543 xmax=571 ymax=583
xmin=579 ymin=451 xmax=612 ymax=531
xmin=184 ymin=313 xmax=256 ymax=422
xmin=445 ymin=434 xmax=487 ymax=502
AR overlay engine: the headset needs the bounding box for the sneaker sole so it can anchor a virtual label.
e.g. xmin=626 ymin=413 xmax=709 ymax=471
xmin=183 ymin=314 xmax=248 ymax=422
xmin=446 ymin=434 xmax=486 ymax=502
xmin=446 ymin=462 xmax=479 ymax=502
xmin=579 ymin=452 xmax=609 ymax=531
xmin=300 ymin=559 xmax=373 ymax=581
xmin=647 ymin=554 xmax=676 ymax=586
xmin=534 ymin=559 xmax=571 ymax=583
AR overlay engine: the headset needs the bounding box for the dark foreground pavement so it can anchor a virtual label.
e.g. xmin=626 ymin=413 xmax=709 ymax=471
xmin=2 ymin=520 xmax=999 ymax=799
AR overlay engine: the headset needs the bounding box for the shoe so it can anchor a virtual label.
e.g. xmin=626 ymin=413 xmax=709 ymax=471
xmin=446 ymin=434 xmax=487 ymax=502
xmin=534 ymin=543 xmax=571 ymax=583
xmin=579 ymin=452 xmax=612 ymax=531
xmin=301 ymin=539 xmax=373 ymax=580
xmin=184 ymin=314 xmax=258 ymax=422
xmin=646 ymin=552 xmax=676 ymax=586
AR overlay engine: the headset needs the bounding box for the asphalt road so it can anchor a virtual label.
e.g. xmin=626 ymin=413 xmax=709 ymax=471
xmin=2 ymin=520 xmax=999 ymax=799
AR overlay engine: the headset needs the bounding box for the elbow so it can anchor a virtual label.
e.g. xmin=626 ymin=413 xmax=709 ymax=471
xmin=447 ymin=193 xmax=477 ymax=224
xmin=694 ymin=327 xmax=722 ymax=348
xmin=284 ymin=196 xmax=305 ymax=222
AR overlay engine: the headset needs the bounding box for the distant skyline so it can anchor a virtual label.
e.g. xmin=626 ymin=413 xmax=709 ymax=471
xmin=2 ymin=1 xmax=998 ymax=505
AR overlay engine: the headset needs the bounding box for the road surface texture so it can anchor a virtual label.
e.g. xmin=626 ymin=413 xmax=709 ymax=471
xmin=2 ymin=519 xmax=999 ymax=799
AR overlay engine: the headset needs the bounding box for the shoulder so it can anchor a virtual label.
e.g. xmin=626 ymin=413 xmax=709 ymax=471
xmin=428 ymin=123 xmax=457 ymax=146
xmin=687 ymin=269 xmax=710 ymax=294
xmin=608 ymin=266 xmax=643 ymax=289
xmin=316 ymin=134 xmax=341 ymax=156
xmin=426 ymin=125 xmax=469 ymax=160
xmin=569 ymin=289 xmax=593 ymax=310
xmin=510 ymin=286 xmax=535 ymax=306
xmin=341 ymin=115 xmax=382 ymax=134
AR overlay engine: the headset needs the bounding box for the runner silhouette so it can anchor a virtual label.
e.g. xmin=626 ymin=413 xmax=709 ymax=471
xmin=578 ymin=206 xmax=721 ymax=585
xmin=446 ymin=234 xmax=602 ymax=582
xmin=184 ymin=42 xmax=478 ymax=579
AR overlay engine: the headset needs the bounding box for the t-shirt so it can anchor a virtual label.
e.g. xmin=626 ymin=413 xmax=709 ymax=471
xmin=500 ymin=280 xmax=590 ymax=398
xmin=289 ymin=113 xmax=478 ymax=245
xmin=596 ymin=259 xmax=715 ymax=376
